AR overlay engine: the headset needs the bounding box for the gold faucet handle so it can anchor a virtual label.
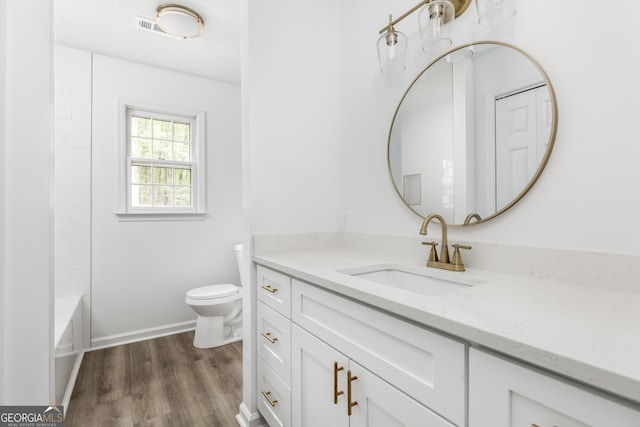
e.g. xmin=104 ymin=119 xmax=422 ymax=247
xmin=451 ymin=244 xmax=472 ymax=267
xmin=421 ymin=241 xmax=439 ymax=262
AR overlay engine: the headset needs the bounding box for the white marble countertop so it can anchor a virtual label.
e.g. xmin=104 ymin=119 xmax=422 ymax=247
xmin=253 ymin=248 xmax=640 ymax=405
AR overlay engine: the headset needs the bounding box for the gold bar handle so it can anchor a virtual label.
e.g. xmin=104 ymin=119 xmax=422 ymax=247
xmin=261 ymin=284 xmax=278 ymax=293
xmin=261 ymin=390 xmax=278 ymax=407
xmin=347 ymin=370 xmax=358 ymax=416
xmin=261 ymin=331 xmax=278 ymax=344
xmin=333 ymin=362 xmax=344 ymax=404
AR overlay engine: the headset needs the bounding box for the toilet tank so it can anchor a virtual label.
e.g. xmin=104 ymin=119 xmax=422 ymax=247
xmin=234 ymin=243 xmax=244 ymax=287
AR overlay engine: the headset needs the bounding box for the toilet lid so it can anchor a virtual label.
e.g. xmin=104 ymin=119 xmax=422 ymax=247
xmin=187 ymin=284 xmax=239 ymax=300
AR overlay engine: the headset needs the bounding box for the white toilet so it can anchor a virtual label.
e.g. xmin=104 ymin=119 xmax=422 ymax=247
xmin=185 ymin=243 xmax=244 ymax=348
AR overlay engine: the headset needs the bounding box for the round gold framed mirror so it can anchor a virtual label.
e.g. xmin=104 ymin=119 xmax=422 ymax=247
xmin=388 ymin=41 xmax=557 ymax=225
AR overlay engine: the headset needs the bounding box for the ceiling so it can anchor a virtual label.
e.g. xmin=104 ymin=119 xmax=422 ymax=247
xmin=54 ymin=0 xmax=241 ymax=85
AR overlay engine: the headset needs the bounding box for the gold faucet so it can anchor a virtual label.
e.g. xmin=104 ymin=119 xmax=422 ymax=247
xmin=419 ymin=213 xmax=471 ymax=271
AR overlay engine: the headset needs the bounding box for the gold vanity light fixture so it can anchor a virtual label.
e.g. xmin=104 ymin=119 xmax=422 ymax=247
xmin=444 ymin=44 xmax=474 ymax=63
xmin=377 ymin=0 xmax=472 ymax=72
xmin=156 ymin=4 xmax=205 ymax=39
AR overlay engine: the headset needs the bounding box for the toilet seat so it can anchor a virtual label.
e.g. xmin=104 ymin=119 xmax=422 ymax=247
xmin=187 ymin=284 xmax=239 ymax=300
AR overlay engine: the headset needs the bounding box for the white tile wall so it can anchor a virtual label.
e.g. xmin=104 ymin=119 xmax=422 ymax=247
xmin=54 ymin=45 xmax=92 ymax=348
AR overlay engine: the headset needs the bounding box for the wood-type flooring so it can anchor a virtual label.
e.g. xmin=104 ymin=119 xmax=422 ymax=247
xmin=64 ymin=331 xmax=242 ymax=427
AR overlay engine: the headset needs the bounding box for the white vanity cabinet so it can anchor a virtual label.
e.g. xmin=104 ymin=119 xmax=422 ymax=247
xmin=256 ymin=265 xmax=293 ymax=427
xmin=256 ymin=263 xmax=467 ymax=427
xmin=469 ymin=348 xmax=640 ymax=427
xmin=291 ymin=279 xmax=466 ymax=427
xmin=292 ymin=324 xmax=457 ymax=427
xmin=254 ymin=256 xmax=640 ymax=427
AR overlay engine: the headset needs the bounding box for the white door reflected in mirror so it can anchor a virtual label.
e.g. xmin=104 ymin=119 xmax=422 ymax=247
xmin=495 ymin=85 xmax=550 ymax=210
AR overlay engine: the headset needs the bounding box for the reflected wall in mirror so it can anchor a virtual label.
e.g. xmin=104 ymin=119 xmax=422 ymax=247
xmin=388 ymin=42 xmax=557 ymax=225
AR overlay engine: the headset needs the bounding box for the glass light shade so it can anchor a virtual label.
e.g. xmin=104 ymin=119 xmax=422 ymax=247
xmin=444 ymin=46 xmax=473 ymax=63
xmin=418 ymin=0 xmax=455 ymax=53
xmin=475 ymin=0 xmax=516 ymax=26
xmin=377 ymin=29 xmax=408 ymax=73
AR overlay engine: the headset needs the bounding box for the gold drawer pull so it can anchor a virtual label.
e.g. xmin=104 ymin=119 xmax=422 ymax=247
xmin=347 ymin=370 xmax=358 ymax=416
xmin=261 ymin=390 xmax=278 ymax=407
xmin=333 ymin=362 xmax=344 ymax=404
xmin=261 ymin=331 xmax=278 ymax=344
xmin=261 ymin=284 xmax=278 ymax=293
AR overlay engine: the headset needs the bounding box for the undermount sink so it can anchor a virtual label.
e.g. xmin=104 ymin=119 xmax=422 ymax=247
xmin=339 ymin=264 xmax=484 ymax=297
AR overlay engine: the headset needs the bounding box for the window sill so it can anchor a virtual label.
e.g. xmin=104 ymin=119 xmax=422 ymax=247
xmin=115 ymin=212 xmax=207 ymax=222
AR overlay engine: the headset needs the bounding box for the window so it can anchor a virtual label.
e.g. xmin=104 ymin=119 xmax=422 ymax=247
xmin=117 ymin=105 xmax=206 ymax=220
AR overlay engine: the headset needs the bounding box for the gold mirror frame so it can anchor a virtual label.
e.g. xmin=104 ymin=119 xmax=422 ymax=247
xmin=387 ymin=41 xmax=558 ymax=226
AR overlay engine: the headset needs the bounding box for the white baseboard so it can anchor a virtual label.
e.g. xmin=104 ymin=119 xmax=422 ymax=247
xmin=90 ymin=320 xmax=196 ymax=350
xmin=236 ymin=402 xmax=267 ymax=427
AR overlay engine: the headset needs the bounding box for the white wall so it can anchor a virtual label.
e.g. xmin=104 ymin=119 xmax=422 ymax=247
xmin=91 ymin=55 xmax=242 ymax=345
xmin=242 ymin=1 xmax=342 ymax=422
xmin=246 ymin=0 xmax=640 ymax=253
xmin=0 ymin=0 xmax=6 ymax=404
xmin=3 ymin=0 xmax=53 ymax=404
xmin=247 ymin=0 xmax=343 ymax=235
xmin=340 ymin=0 xmax=640 ymax=255
xmin=54 ymin=45 xmax=92 ymax=348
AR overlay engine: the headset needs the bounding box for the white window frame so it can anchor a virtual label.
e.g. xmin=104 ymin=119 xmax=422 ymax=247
xmin=116 ymin=101 xmax=207 ymax=221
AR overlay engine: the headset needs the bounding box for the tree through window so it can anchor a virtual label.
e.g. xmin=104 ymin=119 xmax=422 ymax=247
xmin=127 ymin=109 xmax=199 ymax=211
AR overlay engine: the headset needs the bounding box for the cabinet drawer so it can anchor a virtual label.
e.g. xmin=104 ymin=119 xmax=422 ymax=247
xmin=258 ymin=357 xmax=291 ymax=427
xmin=292 ymin=279 xmax=466 ymax=427
xmin=469 ymin=348 xmax=640 ymax=427
xmin=257 ymin=301 xmax=291 ymax=385
xmin=257 ymin=265 xmax=292 ymax=318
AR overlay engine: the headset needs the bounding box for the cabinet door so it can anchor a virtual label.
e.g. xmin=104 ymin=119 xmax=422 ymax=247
xmin=469 ymin=348 xmax=640 ymax=427
xmin=349 ymin=360 xmax=457 ymax=427
xmin=292 ymin=325 xmax=349 ymax=427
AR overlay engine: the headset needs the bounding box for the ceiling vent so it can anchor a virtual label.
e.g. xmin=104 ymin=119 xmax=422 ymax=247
xmin=136 ymin=16 xmax=176 ymax=38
